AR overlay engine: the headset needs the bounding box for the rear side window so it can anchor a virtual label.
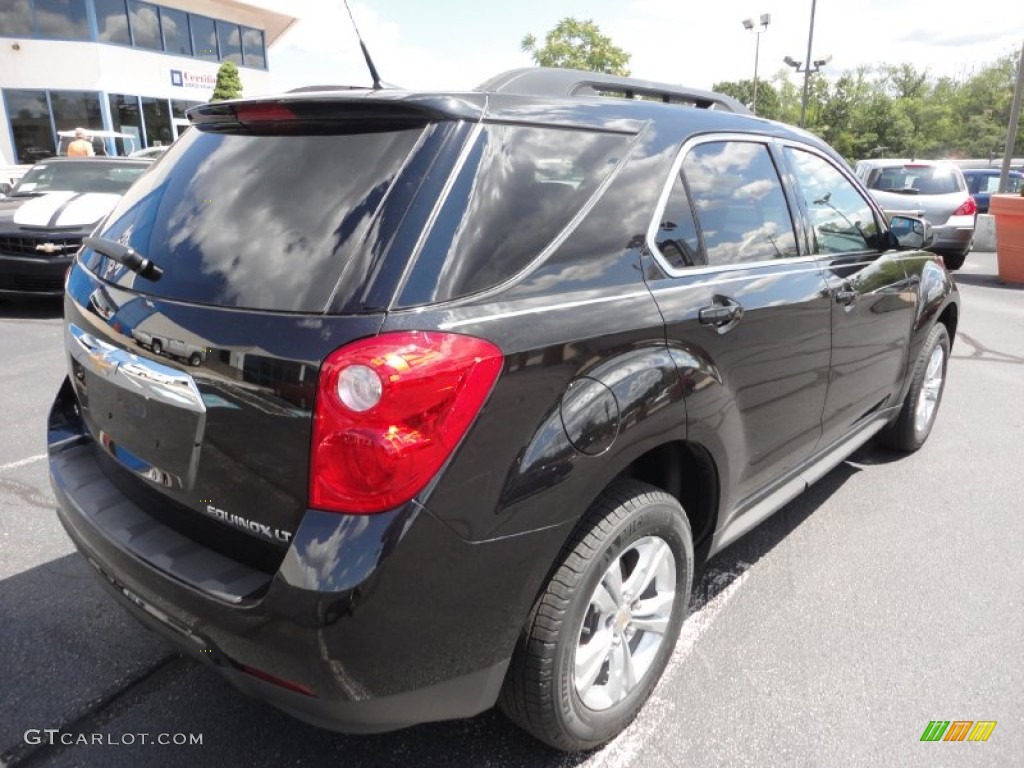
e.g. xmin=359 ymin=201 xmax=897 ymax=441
xmin=654 ymin=174 xmax=702 ymax=270
xmin=84 ymin=125 xmax=426 ymax=312
xmin=682 ymin=141 xmax=798 ymax=265
xmin=397 ymin=124 xmax=631 ymax=306
xmin=868 ymin=165 xmax=964 ymax=194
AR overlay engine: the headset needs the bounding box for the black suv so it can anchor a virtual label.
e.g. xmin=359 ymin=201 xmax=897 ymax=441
xmin=48 ymin=68 xmax=959 ymax=752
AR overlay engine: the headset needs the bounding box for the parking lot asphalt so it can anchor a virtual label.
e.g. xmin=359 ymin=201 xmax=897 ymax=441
xmin=1 ymin=251 xmax=1021 ymax=767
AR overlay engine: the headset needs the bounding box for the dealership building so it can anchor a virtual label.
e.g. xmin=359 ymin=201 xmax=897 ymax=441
xmin=0 ymin=0 xmax=296 ymax=165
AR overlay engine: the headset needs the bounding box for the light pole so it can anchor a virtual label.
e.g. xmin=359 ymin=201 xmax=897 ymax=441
xmin=783 ymin=0 xmax=830 ymax=128
xmin=742 ymin=13 xmax=771 ymax=115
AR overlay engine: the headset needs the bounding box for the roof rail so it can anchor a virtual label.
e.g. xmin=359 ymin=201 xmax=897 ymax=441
xmin=477 ymin=68 xmax=750 ymax=114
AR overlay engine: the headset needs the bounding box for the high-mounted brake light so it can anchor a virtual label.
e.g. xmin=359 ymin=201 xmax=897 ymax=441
xmin=309 ymin=332 xmax=504 ymax=514
xmin=233 ymin=103 xmax=296 ymax=124
xmin=952 ymin=197 xmax=977 ymax=217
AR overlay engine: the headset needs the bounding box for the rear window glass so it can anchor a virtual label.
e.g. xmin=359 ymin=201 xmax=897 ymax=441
xmin=83 ymin=125 xmax=425 ymax=312
xmin=868 ymin=166 xmax=963 ymax=194
xmin=397 ymin=124 xmax=631 ymax=306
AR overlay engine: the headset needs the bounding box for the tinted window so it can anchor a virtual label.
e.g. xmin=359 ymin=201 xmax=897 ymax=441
xmin=160 ymin=6 xmax=190 ymax=55
xmin=400 ymin=124 xmax=630 ymax=305
xmin=13 ymin=161 xmax=148 ymax=195
xmin=128 ymin=1 xmax=161 ymax=50
xmin=785 ymin=147 xmax=878 ymax=254
xmin=109 ymin=93 xmax=143 ymax=154
xmin=241 ymin=26 xmax=264 ymax=68
xmin=94 ymin=0 xmax=130 ymax=44
xmin=4 ymin=89 xmax=55 ymax=163
xmin=86 ymin=126 xmax=426 ymax=312
xmin=216 ymin=20 xmax=242 ymax=64
xmin=140 ymin=96 xmax=171 ymax=147
xmin=190 ymin=14 xmax=217 ymax=60
xmin=50 ymin=91 xmax=102 ymax=135
xmin=655 ymin=175 xmax=701 ymax=269
xmin=35 ymin=0 xmax=89 ymax=39
xmin=0 ymin=0 xmax=33 ymax=36
xmin=682 ymin=141 xmax=798 ymax=265
xmin=868 ymin=165 xmax=964 ymax=194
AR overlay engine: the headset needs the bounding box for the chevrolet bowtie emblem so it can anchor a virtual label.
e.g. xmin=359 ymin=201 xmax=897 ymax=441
xmin=35 ymin=242 xmax=68 ymax=254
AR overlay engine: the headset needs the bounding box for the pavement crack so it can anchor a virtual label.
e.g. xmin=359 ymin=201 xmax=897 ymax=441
xmin=0 ymin=654 xmax=182 ymax=768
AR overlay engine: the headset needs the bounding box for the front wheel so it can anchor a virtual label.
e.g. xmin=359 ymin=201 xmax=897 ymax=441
xmin=499 ymin=479 xmax=693 ymax=752
xmin=878 ymin=323 xmax=950 ymax=452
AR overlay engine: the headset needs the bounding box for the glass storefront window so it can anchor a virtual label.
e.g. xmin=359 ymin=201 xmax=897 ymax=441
xmin=160 ymin=6 xmax=191 ymax=56
xmin=241 ymin=26 xmax=265 ymax=69
xmin=4 ymin=89 xmax=55 ymax=164
xmin=94 ymin=0 xmax=130 ymax=44
xmin=50 ymin=90 xmax=102 ymax=134
xmin=0 ymin=0 xmax=33 ymax=36
xmin=189 ymin=14 xmax=217 ymax=61
xmin=170 ymin=99 xmax=201 ymax=119
xmin=34 ymin=0 xmax=89 ymax=40
xmin=215 ymin=20 xmax=241 ymax=64
xmin=109 ymin=93 xmax=143 ymax=155
xmin=127 ymin=0 xmax=161 ymax=50
xmin=140 ymin=96 xmax=172 ymax=147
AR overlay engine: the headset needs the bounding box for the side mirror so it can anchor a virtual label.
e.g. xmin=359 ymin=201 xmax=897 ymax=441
xmin=888 ymin=214 xmax=936 ymax=250
xmin=0 ymin=182 xmax=11 ymax=198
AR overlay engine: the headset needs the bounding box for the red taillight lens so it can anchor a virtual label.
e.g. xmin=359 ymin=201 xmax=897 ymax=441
xmin=310 ymin=332 xmax=503 ymax=514
xmin=953 ymin=196 xmax=977 ymax=216
xmin=233 ymin=103 xmax=296 ymax=125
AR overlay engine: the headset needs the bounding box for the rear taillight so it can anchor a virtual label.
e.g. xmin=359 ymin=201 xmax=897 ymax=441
xmin=953 ymin=197 xmax=977 ymax=216
xmin=310 ymin=332 xmax=503 ymax=514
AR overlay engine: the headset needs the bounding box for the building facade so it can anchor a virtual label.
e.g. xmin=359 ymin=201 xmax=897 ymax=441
xmin=0 ymin=0 xmax=296 ymax=164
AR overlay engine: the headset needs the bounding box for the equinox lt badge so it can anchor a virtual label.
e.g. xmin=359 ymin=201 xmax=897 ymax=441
xmin=204 ymin=505 xmax=293 ymax=544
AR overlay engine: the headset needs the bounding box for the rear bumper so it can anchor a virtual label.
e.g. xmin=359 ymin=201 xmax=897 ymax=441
xmin=931 ymin=221 xmax=974 ymax=255
xmin=47 ymin=378 xmax=565 ymax=732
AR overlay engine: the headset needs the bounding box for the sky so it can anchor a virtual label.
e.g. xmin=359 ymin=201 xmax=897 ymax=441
xmin=259 ymin=1 xmax=1024 ymax=95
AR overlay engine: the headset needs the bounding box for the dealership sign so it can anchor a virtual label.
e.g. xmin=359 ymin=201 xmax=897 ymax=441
xmin=170 ymin=70 xmax=217 ymax=90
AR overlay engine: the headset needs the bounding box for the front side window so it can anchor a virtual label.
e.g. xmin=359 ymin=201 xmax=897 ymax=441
xmin=784 ymin=147 xmax=878 ymax=254
xmin=34 ymin=0 xmax=89 ymax=39
xmin=682 ymin=141 xmax=798 ymax=265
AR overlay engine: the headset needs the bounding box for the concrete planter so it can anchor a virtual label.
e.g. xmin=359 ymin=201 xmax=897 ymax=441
xmin=991 ymin=194 xmax=1024 ymax=284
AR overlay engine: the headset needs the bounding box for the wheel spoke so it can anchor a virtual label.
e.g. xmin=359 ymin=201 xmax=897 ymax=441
xmin=574 ymin=630 xmax=614 ymax=696
xmin=602 ymin=559 xmax=624 ymax=608
xmin=610 ymin=637 xmax=637 ymax=698
xmin=591 ymin=584 xmax=618 ymax=616
xmin=631 ymin=591 xmax=675 ymax=635
xmin=623 ymin=539 xmax=671 ymax=599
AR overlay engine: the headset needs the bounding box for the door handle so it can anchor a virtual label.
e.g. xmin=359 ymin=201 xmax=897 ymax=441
xmin=834 ymin=288 xmax=857 ymax=306
xmin=698 ymin=297 xmax=744 ymax=331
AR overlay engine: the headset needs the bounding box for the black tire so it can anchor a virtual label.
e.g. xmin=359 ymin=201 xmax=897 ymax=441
xmin=499 ymin=479 xmax=693 ymax=752
xmin=151 ymin=339 xmax=163 ymax=356
xmin=189 ymin=352 xmax=202 ymax=366
xmin=878 ymin=323 xmax=950 ymax=452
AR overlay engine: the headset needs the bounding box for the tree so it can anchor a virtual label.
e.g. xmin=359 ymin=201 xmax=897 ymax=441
xmin=521 ymin=18 xmax=630 ymax=76
xmin=210 ymin=61 xmax=242 ymax=102
xmin=712 ymin=79 xmax=782 ymax=120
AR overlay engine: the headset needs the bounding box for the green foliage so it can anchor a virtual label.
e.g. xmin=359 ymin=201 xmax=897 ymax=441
xmin=521 ymin=18 xmax=630 ymax=76
xmin=714 ymin=51 xmax=1024 ymax=162
xmin=210 ymin=61 xmax=243 ymax=102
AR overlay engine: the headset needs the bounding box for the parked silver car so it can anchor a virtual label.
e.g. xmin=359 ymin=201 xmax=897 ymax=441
xmin=854 ymin=159 xmax=975 ymax=269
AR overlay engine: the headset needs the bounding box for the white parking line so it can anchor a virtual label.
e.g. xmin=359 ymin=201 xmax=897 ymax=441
xmin=0 ymin=454 xmax=46 ymax=473
xmin=586 ymin=560 xmax=754 ymax=767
